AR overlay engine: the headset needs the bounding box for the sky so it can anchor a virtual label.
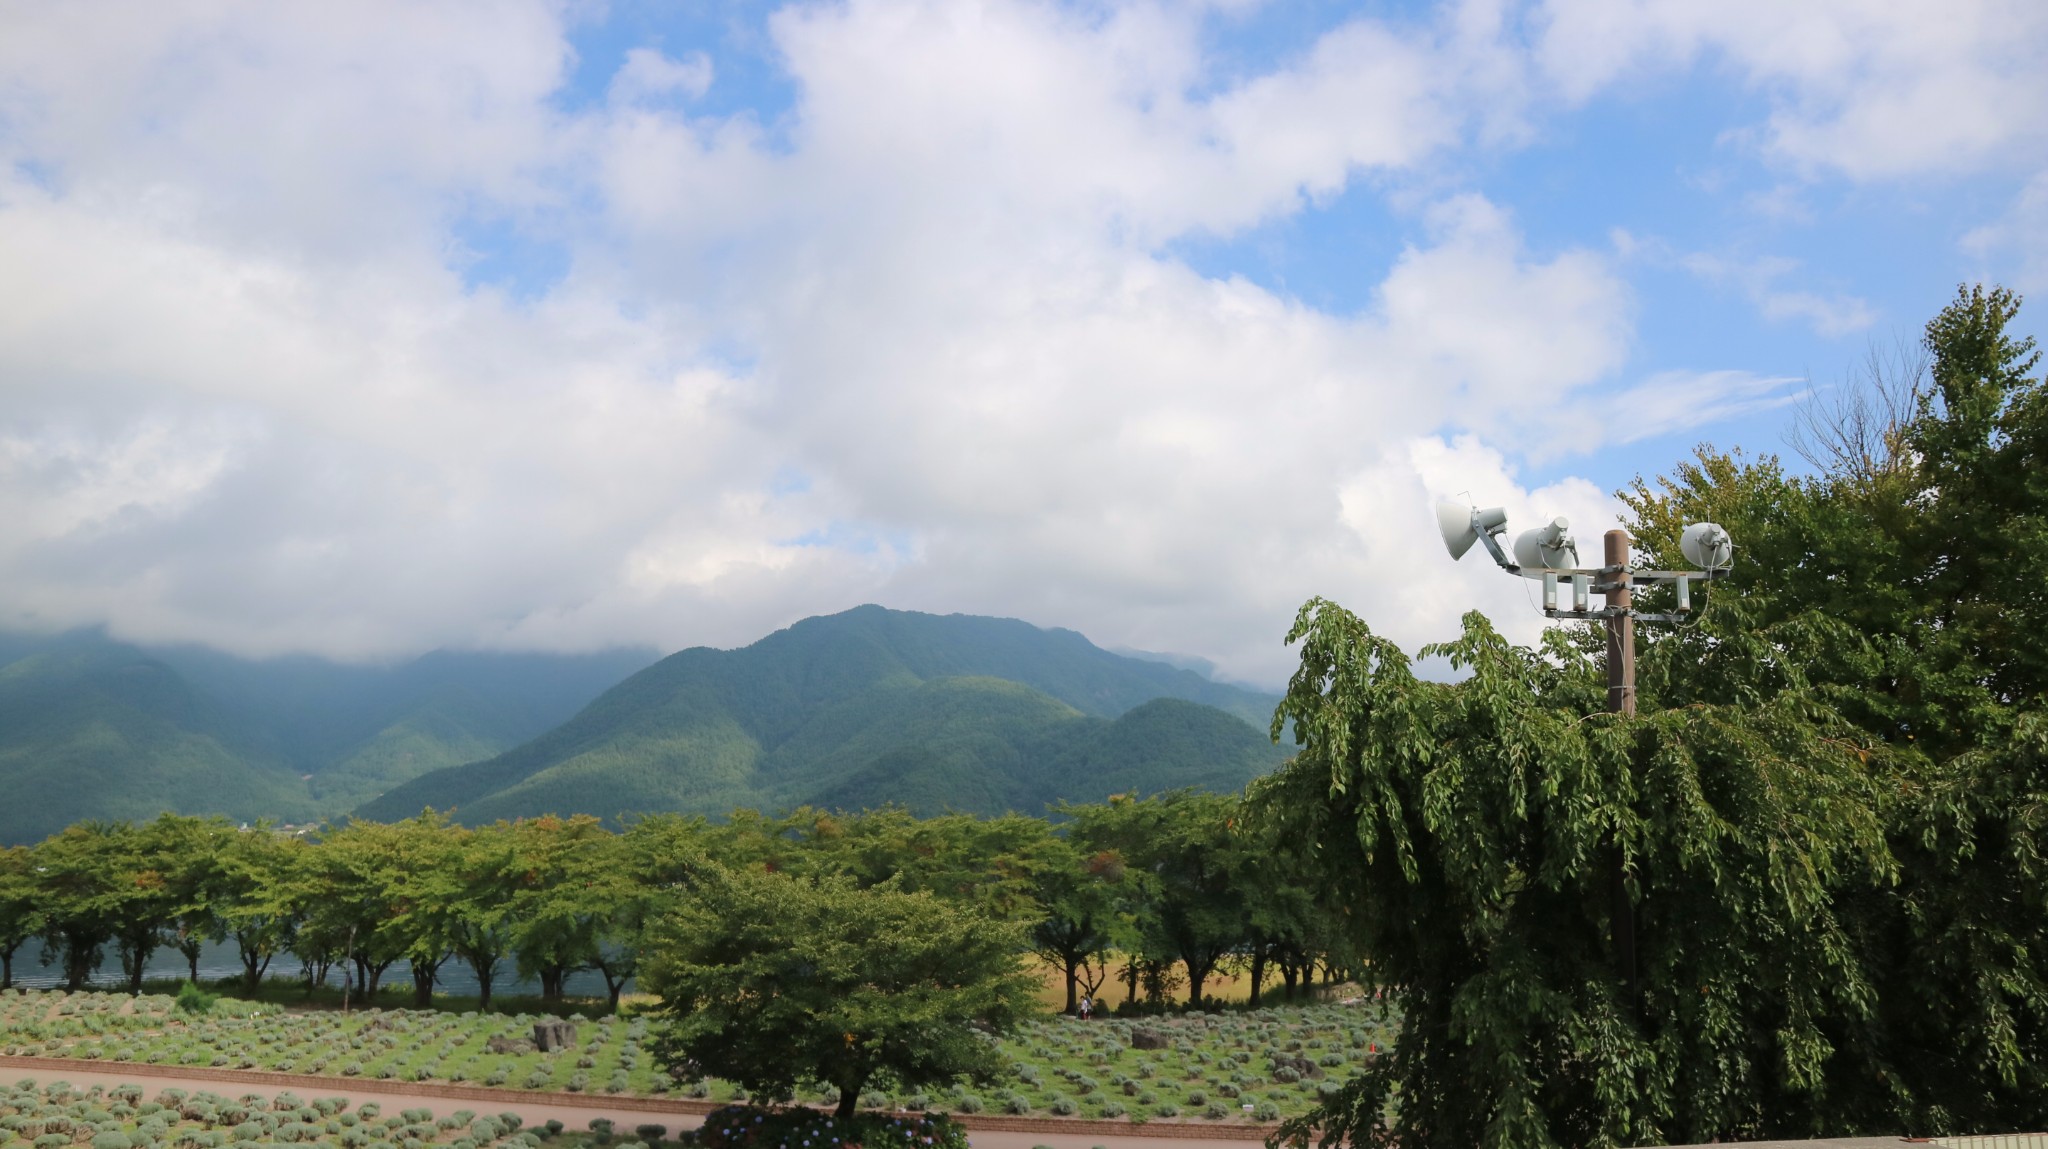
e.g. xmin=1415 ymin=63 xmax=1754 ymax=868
xmin=2 ymin=0 xmax=2046 ymax=690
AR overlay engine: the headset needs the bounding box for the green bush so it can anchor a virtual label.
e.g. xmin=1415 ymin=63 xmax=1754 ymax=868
xmin=174 ymin=985 xmax=216 ymax=1017
xmin=693 ymin=1107 xmax=967 ymax=1149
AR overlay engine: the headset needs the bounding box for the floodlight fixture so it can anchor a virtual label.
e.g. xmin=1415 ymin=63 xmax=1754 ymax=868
xmin=1433 ymin=495 xmax=1734 ymax=626
xmin=1512 ymin=516 xmax=1579 ymax=577
xmin=1679 ymin=522 xmax=1735 ymax=571
xmin=1435 ymin=498 xmax=1515 ymax=570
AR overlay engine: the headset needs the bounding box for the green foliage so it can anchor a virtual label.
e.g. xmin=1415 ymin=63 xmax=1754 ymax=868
xmin=692 ymin=1105 xmax=969 ymax=1149
xmin=175 ymin=982 xmax=218 ymax=1015
xmin=1254 ymin=286 xmax=2048 ymax=1146
xmin=1068 ymin=793 xmax=1253 ymax=1009
xmin=1254 ymin=599 xmax=1893 ymax=1149
xmin=0 ymin=1078 xmax=610 ymax=1149
xmin=1615 ymin=284 xmax=2048 ymax=1135
xmin=641 ymin=864 xmax=1040 ymax=1119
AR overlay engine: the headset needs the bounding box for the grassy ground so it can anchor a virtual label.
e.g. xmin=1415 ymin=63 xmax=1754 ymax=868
xmin=0 ymin=1076 xmax=648 ymax=1149
xmin=0 ymin=988 xmax=1397 ymax=1125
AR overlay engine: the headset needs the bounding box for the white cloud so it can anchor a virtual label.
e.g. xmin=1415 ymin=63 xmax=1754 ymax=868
xmin=608 ymin=49 xmax=714 ymax=106
xmin=0 ymin=0 xmax=1784 ymax=686
xmin=1533 ymin=0 xmax=2048 ymax=181
xmin=1590 ymin=370 xmax=1804 ymax=445
xmin=1338 ymin=435 xmax=1625 ymax=653
xmin=1681 ymin=252 xmax=1876 ymax=337
xmin=1963 ymin=172 xmax=2048 ymax=295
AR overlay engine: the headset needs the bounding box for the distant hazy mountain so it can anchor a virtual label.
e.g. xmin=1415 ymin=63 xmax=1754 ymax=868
xmin=358 ymin=605 xmax=1286 ymax=824
xmin=0 ymin=630 xmax=657 ymax=844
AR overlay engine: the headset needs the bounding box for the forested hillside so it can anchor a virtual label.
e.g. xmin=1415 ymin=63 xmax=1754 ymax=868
xmin=0 ymin=632 xmax=657 ymax=844
xmin=359 ymin=605 xmax=1285 ymax=823
xmin=0 ymin=641 xmax=321 ymax=842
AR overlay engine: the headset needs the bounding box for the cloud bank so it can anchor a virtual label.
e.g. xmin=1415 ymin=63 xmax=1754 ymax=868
xmin=1 ymin=0 xmax=2042 ymax=685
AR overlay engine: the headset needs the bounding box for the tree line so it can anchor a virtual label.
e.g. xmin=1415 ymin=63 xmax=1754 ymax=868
xmin=0 ymin=794 xmax=1349 ymax=1016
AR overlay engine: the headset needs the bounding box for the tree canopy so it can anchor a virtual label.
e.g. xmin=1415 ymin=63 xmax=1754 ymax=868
xmin=640 ymin=865 xmax=1039 ymax=1118
xmin=1260 ymin=283 xmax=2048 ymax=1147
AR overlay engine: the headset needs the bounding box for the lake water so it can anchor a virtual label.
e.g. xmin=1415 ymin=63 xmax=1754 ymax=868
xmin=7 ymin=938 xmax=630 ymax=1000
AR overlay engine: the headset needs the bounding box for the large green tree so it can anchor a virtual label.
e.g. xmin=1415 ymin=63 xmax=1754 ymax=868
xmin=1069 ymin=791 xmax=1249 ymax=1007
xmin=1620 ymin=284 xmax=2048 ymax=1133
xmin=32 ymin=821 xmax=138 ymax=991
xmin=1023 ymin=833 xmax=1130 ymax=1014
xmin=211 ymin=827 xmax=304 ymax=993
xmin=507 ymin=814 xmax=622 ymax=1001
xmin=0 ymin=845 xmax=40 ymax=988
xmin=642 ymin=864 xmax=1038 ymax=1119
xmin=1255 ymin=600 xmax=1894 ymax=1149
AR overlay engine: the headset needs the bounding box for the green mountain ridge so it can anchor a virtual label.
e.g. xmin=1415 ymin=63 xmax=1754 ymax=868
xmin=0 ymin=632 xmax=658 ymax=845
xmin=0 ymin=646 xmax=320 ymax=843
xmin=0 ymin=608 xmax=1284 ymax=841
xmin=357 ymin=605 xmax=1287 ymax=824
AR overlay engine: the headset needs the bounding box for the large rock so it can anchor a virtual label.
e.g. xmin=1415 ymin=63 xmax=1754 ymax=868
xmin=533 ymin=1020 xmax=578 ymax=1052
xmin=1130 ymin=1028 xmax=1170 ymax=1050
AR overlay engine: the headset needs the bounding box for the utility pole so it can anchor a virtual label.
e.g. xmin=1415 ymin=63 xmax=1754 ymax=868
xmin=1603 ymin=530 xmax=1637 ymax=999
xmin=1603 ymin=530 xmax=1635 ymax=717
xmin=1435 ymin=499 xmax=1734 ymax=1004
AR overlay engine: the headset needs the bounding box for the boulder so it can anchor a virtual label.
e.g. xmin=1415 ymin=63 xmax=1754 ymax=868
xmin=1129 ymin=1028 xmax=1170 ymax=1050
xmin=533 ymin=1020 xmax=578 ymax=1052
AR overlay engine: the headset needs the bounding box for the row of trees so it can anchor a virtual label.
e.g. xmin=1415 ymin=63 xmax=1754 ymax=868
xmin=0 ymin=796 xmax=1351 ymax=1015
xmin=1261 ymin=284 xmax=2048 ymax=1146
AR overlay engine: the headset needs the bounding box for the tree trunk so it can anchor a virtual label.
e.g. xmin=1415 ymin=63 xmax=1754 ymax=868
xmin=1 ymin=945 xmax=13 ymax=990
xmin=1063 ymin=954 xmax=1079 ymax=1014
xmin=123 ymin=938 xmax=153 ymax=994
xmin=596 ymin=959 xmax=631 ymax=1011
xmin=1248 ymin=948 xmax=1266 ymax=1009
xmin=835 ymin=1082 xmax=861 ymax=1121
xmin=363 ymin=957 xmax=393 ymax=998
xmin=242 ymin=950 xmax=269 ymax=995
xmin=1281 ymin=965 xmax=1299 ymax=1000
xmin=471 ymin=957 xmax=496 ymax=1011
xmin=62 ymin=932 xmax=102 ymax=992
xmin=1185 ymin=956 xmax=1212 ymax=1008
xmin=539 ymin=965 xmax=565 ymax=1001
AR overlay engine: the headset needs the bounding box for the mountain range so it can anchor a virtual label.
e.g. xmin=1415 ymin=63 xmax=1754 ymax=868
xmin=0 ymin=607 xmax=1287 ymax=843
xmin=0 ymin=631 xmax=655 ymax=844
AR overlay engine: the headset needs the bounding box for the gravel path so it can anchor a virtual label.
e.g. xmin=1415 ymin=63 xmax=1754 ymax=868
xmin=0 ymin=1063 xmax=1273 ymax=1149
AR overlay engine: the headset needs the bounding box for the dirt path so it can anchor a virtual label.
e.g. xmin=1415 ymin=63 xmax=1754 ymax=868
xmin=0 ymin=1062 xmax=1273 ymax=1149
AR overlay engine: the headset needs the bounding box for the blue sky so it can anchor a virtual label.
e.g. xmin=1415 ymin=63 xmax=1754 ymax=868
xmin=2 ymin=0 xmax=2044 ymax=686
